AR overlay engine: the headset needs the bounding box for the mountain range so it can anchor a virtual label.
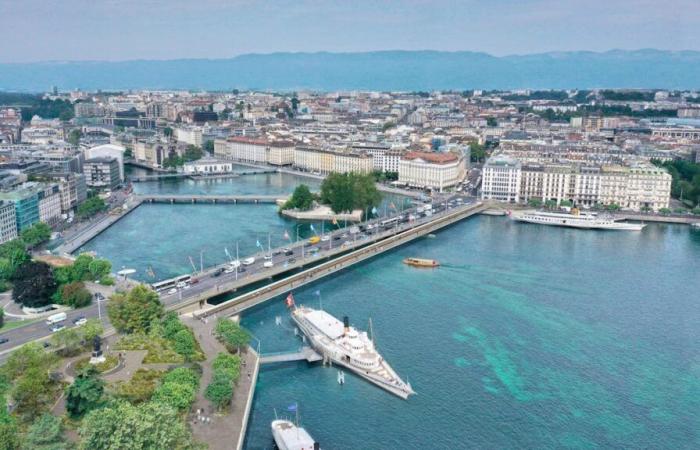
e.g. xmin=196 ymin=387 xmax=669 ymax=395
xmin=1 ymin=50 xmax=699 ymax=92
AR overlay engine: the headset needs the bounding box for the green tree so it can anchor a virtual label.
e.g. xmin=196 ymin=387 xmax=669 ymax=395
xmin=283 ymin=184 xmax=315 ymax=211
xmin=163 ymin=127 xmax=173 ymax=138
xmin=544 ymin=199 xmax=558 ymax=210
xmin=486 ymin=117 xmax=498 ymax=127
xmin=0 ymin=307 xmax=3 ymax=328
xmin=320 ymin=172 xmax=381 ymax=214
xmin=693 ymin=206 xmax=700 ymax=215
xmin=183 ymin=145 xmax=203 ymax=162
xmin=107 ymin=285 xmax=164 ymax=334
xmin=527 ymin=198 xmax=543 ymax=208
xmin=78 ymin=401 xmax=193 ymax=450
xmin=0 ymin=240 xmax=29 ymax=281
xmin=11 ymin=366 xmax=55 ymax=421
xmin=468 ymin=141 xmax=487 ymax=163
xmin=22 ymin=413 xmax=67 ymax=450
xmin=60 ymin=282 xmax=92 ymax=308
xmin=204 ymin=374 xmax=233 ymax=410
xmin=20 ymin=223 xmax=51 ymax=248
xmin=111 ymin=369 xmax=162 ymax=404
xmin=560 ymin=200 xmax=574 ymax=207
xmin=50 ymin=328 xmax=83 ymax=357
xmin=123 ymin=147 xmax=134 ymax=159
xmin=606 ymin=203 xmax=621 ymax=212
xmin=76 ymin=197 xmax=107 ymax=220
xmin=659 ymin=207 xmax=671 ymax=215
xmin=88 ymin=258 xmax=112 ymax=280
xmin=66 ymin=367 xmax=104 ymax=418
xmin=0 ymin=414 xmax=20 ymax=450
xmin=152 ymin=367 xmax=199 ymax=411
xmin=171 ymin=329 xmax=196 ymax=361
xmin=214 ymin=318 xmax=250 ymax=353
xmin=11 ymin=261 xmax=57 ymax=308
xmin=203 ymin=140 xmax=214 ymax=154
xmin=67 ymin=129 xmax=82 ymax=146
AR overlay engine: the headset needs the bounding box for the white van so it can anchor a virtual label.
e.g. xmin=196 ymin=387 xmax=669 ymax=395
xmin=46 ymin=312 xmax=67 ymax=325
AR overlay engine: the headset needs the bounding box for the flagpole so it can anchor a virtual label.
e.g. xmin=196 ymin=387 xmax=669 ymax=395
xmin=235 ymin=241 xmax=239 ymax=280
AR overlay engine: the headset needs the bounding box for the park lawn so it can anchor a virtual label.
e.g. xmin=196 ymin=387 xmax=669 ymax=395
xmin=0 ymin=318 xmax=39 ymax=332
xmin=114 ymin=333 xmax=186 ymax=364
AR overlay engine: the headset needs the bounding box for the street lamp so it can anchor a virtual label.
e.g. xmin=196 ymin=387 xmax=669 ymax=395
xmin=296 ymin=224 xmax=305 ymax=259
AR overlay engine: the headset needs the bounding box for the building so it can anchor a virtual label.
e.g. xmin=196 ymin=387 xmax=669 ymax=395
xmin=48 ymin=172 xmax=88 ymax=213
xmin=133 ymin=141 xmax=167 ymax=168
xmin=183 ymin=158 xmax=233 ymax=175
xmin=38 ymin=184 xmax=62 ymax=226
xmin=214 ymin=137 xmax=269 ymax=164
xmin=83 ymin=157 xmax=121 ymax=191
xmin=351 ymin=143 xmax=402 ymax=173
xmin=268 ymin=141 xmax=295 ymax=166
xmin=624 ymin=166 xmax=672 ymax=211
xmin=0 ymin=202 xmax=17 ymax=244
xmin=293 ymin=146 xmax=373 ymax=174
xmin=0 ymin=184 xmax=43 ymax=232
xmin=174 ymin=127 xmax=203 ymax=147
xmin=398 ymin=151 xmax=467 ymax=192
xmin=85 ymin=144 xmax=125 ymax=181
xmin=481 ymin=155 xmax=522 ymax=203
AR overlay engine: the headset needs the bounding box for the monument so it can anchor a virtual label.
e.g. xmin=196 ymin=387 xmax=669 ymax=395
xmin=89 ymin=334 xmax=106 ymax=365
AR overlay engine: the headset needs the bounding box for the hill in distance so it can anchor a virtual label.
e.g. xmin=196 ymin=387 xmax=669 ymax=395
xmin=1 ymin=49 xmax=699 ymax=92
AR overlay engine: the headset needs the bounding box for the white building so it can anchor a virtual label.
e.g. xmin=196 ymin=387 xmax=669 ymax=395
xmin=398 ymin=151 xmax=466 ymax=192
xmin=85 ymin=144 xmax=125 ymax=181
xmin=183 ymin=158 xmax=233 ymax=175
xmin=174 ymin=127 xmax=203 ymax=147
xmin=481 ymin=155 xmax=522 ymax=202
xmin=293 ymin=146 xmax=373 ymax=174
xmin=0 ymin=202 xmax=17 ymax=244
xmin=38 ymin=184 xmax=62 ymax=226
xmin=268 ymin=141 xmax=295 ymax=166
xmin=214 ymin=137 xmax=269 ymax=164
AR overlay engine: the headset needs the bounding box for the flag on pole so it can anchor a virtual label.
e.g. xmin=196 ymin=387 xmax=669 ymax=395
xmin=310 ymin=224 xmax=316 ymax=233
xmin=332 ymin=217 xmax=338 ymax=226
xmin=286 ymin=292 xmax=295 ymax=308
xmin=224 ymin=247 xmax=231 ymax=258
xmin=256 ymin=239 xmax=262 ymax=248
xmin=389 ymin=202 xmax=397 ymax=210
xmin=371 ymin=206 xmax=378 ymax=215
xmin=287 ymin=403 xmax=298 ymax=412
xmin=283 ymin=230 xmax=290 ymax=241
xmin=314 ymin=290 xmax=321 ymax=296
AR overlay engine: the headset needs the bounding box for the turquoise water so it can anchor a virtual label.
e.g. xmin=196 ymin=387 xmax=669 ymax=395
xmin=242 ymin=218 xmax=700 ymax=449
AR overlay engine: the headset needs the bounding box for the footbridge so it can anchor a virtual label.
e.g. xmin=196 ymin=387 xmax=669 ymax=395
xmin=170 ymin=201 xmax=486 ymax=317
xmin=135 ymin=194 xmax=286 ymax=204
xmin=129 ymin=169 xmax=277 ymax=182
xmin=259 ymin=346 xmax=323 ymax=365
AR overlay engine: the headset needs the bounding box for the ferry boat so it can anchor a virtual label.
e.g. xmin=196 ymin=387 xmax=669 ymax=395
xmin=509 ymin=209 xmax=645 ymax=231
xmin=290 ymin=303 xmax=415 ymax=399
xmin=403 ymin=257 xmax=440 ymax=268
xmin=691 ymin=222 xmax=700 ymax=230
xmin=271 ymin=419 xmax=319 ymax=450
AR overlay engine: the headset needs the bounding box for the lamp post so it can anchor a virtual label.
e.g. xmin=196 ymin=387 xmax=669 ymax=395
xmin=296 ymin=224 xmax=305 ymax=259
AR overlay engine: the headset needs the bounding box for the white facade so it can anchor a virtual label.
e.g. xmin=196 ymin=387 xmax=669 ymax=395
xmin=38 ymin=185 xmax=62 ymax=226
xmin=481 ymin=155 xmax=522 ymax=202
xmin=85 ymin=144 xmax=125 ymax=181
xmin=183 ymin=158 xmax=233 ymax=175
xmin=174 ymin=127 xmax=203 ymax=147
xmin=0 ymin=202 xmax=17 ymax=244
xmin=293 ymin=146 xmax=373 ymax=174
xmin=398 ymin=152 xmax=466 ymax=192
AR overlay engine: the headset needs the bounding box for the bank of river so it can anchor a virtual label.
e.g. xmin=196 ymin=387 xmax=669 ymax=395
xmin=242 ymin=218 xmax=700 ymax=449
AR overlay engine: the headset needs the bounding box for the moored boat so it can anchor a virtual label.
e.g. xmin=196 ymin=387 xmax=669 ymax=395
xmin=271 ymin=419 xmax=319 ymax=450
xmin=509 ymin=209 xmax=645 ymax=231
xmin=288 ymin=297 xmax=415 ymax=399
xmin=403 ymin=257 xmax=439 ymax=268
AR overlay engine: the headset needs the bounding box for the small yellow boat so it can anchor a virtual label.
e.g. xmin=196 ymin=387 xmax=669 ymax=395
xmin=308 ymin=236 xmax=321 ymax=244
xmin=403 ymin=257 xmax=439 ymax=268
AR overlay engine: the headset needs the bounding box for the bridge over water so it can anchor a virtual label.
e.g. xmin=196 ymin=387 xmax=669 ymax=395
xmin=259 ymin=346 xmax=323 ymax=365
xmin=135 ymin=194 xmax=286 ymax=204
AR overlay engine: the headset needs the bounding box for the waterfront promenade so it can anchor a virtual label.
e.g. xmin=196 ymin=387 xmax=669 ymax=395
xmin=185 ymin=316 xmax=259 ymax=450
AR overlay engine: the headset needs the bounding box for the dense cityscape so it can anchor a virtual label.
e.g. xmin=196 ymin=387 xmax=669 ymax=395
xmin=1 ymin=0 xmax=699 ymax=448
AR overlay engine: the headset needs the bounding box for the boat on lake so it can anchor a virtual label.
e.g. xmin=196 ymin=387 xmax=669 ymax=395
xmin=403 ymin=257 xmax=440 ymax=268
xmin=289 ymin=300 xmax=415 ymax=399
xmin=509 ymin=209 xmax=645 ymax=231
xmin=271 ymin=419 xmax=319 ymax=450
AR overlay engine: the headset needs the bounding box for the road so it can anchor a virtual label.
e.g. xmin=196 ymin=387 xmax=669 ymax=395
xmin=0 ymin=193 xmax=475 ymax=360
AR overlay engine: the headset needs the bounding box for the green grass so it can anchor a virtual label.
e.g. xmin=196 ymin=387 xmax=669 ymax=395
xmin=114 ymin=334 xmax=185 ymax=364
xmin=0 ymin=318 xmax=39 ymax=332
xmin=75 ymin=354 xmax=119 ymax=373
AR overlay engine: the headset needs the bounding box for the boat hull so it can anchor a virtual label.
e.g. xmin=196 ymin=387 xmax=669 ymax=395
xmin=511 ymin=214 xmax=645 ymax=231
xmin=291 ymin=312 xmax=414 ymax=400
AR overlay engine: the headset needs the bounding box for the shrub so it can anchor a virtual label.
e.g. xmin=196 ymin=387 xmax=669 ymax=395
xmin=152 ymin=368 xmax=199 ymax=411
xmin=214 ymin=318 xmax=250 ymax=353
xmin=204 ymin=353 xmax=241 ymax=410
xmin=111 ymin=369 xmax=164 ymax=404
xmin=61 ymin=281 xmax=92 ymax=308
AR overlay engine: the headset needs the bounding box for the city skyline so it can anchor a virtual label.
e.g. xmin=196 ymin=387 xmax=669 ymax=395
xmin=2 ymin=0 xmax=699 ymax=63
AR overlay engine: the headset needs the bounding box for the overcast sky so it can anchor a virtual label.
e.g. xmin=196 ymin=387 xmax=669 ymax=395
xmin=1 ymin=0 xmax=698 ymax=63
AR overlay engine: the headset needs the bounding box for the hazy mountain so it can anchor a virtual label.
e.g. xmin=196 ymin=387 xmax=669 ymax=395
xmin=1 ymin=50 xmax=699 ymax=92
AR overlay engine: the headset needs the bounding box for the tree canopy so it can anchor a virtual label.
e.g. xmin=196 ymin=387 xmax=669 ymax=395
xmin=214 ymin=318 xmax=250 ymax=353
xmin=78 ymin=401 xmax=194 ymax=450
xmin=76 ymin=197 xmax=107 ymax=220
xmin=20 ymin=222 xmax=51 ymax=248
xmin=107 ymin=285 xmax=164 ymax=334
xmin=282 ymin=184 xmax=315 ymax=211
xmin=12 ymin=261 xmax=57 ymax=308
xmin=652 ymin=159 xmax=700 ymax=206
xmin=66 ymin=366 xmax=105 ymax=418
xmin=319 ymin=172 xmax=382 ymax=214
xmin=22 ymin=413 xmax=67 ymax=450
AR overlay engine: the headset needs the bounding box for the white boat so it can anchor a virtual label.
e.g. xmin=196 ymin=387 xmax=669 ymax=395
xmin=510 ymin=209 xmax=645 ymax=231
xmin=271 ymin=419 xmax=319 ymax=450
xmin=291 ymin=305 xmax=415 ymax=399
xmin=691 ymin=222 xmax=700 ymax=229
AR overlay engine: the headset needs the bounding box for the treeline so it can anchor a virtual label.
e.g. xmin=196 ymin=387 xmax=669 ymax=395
xmin=652 ymin=159 xmax=700 ymax=207
xmin=530 ymin=105 xmax=677 ymax=122
xmin=0 ymin=92 xmax=75 ymax=121
xmin=600 ymin=90 xmax=655 ymax=102
xmin=320 ymin=172 xmax=382 ymax=214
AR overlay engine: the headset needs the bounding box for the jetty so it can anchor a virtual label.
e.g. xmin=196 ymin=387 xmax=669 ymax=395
xmin=259 ymin=347 xmax=323 ymax=365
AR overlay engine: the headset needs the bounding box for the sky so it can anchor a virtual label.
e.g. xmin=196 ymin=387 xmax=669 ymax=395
xmin=1 ymin=0 xmax=698 ymax=63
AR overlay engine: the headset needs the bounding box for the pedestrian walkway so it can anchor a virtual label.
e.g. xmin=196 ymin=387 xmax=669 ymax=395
xmin=184 ymin=315 xmax=259 ymax=450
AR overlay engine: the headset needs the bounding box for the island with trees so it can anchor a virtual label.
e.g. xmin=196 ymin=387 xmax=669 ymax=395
xmin=279 ymin=172 xmax=382 ymax=222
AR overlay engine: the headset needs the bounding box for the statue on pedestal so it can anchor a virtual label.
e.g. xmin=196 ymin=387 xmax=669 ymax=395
xmin=89 ymin=335 xmax=105 ymax=364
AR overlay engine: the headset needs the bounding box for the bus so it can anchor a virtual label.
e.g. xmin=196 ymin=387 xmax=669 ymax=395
xmin=46 ymin=312 xmax=67 ymax=325
xmin=380 ymin=217 xmax=399 ymax=228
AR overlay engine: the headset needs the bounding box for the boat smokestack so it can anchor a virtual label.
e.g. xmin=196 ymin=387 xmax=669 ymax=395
xmin=343 ymin=315 xmax=349 ymax=334
xmin=314 ymin=443 xmax=320 ymax=450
